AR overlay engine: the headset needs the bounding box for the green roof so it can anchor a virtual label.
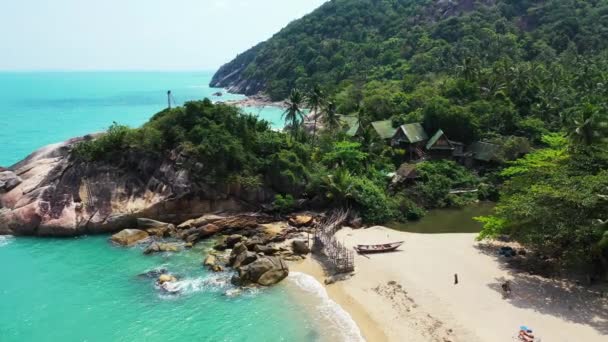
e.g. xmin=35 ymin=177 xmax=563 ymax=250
xmin=426 ymin=129 xmax=453 ymax=150
xmin=470 ymin=142 xmax=501 ymax=162
xmin=339 ymin=115 xmax=358 ymax=127
xmin=399 ymin=123 xmax=428 ymax=143
xmin=345 ymin=122 xmax=360 ymax=137
xmin=339 ymin=115 xmax=360 ymax=137
xmin=371 ymin=120 xmax=396 ymax=139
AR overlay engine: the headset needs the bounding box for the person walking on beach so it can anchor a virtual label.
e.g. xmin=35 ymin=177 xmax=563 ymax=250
xmin=502 ymin=280 xmax=512 ymax=298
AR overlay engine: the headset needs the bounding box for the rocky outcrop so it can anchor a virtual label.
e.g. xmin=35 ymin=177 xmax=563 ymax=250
xmin=111 ymin=229 xmax=149 ymax=246
xmin=232 ymin=256 xmax=289 ymax=286
xmin=143 ymin=242 xmax=180 ymax=254
xmin=0 ymin=171 xmax=22 ymax=193
xmin=210 ymin=45 xmax=267 ymax=96
xmin=292 ymin=240 xmax=311 ymax=255
xmin=288 ymin=215 xmax=314 ymax=228
xmin=0 ymin=136 xmax=274 ymax=236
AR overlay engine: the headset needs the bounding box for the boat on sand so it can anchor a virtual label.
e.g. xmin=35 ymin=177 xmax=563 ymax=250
xmin=354 ymin=241 xmax=403 ymax=254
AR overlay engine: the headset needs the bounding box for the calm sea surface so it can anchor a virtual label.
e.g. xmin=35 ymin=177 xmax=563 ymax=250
xmin=0 ymin=71 xmax=285 ymax=167
xmin=0 ymin=72 xmax=362 ymax=342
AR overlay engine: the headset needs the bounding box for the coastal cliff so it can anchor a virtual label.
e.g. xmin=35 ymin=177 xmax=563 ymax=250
xmin=0 ymin=136 xmax=271 ymax=237
xmin=209 ymin=45 xmax=267 ymax=96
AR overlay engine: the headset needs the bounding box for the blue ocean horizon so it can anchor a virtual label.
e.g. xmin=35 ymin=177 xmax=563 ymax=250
xmin=0 ymin=71 xmax=285 ymax=166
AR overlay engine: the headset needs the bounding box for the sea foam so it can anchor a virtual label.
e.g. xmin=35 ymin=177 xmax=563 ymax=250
xmin=0 ymin=235 xmax=14 ymax=247
xmin=289 ymin=272 xmax=365 ymax=342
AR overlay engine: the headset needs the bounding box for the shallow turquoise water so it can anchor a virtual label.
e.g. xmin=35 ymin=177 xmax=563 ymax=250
xmin=0 ymin=236 xmax=361 ymax=341
xmin=0 ymin=72 xmax=361 ymax=341
xmin=0 ymin=71 xmax=285 ymax=166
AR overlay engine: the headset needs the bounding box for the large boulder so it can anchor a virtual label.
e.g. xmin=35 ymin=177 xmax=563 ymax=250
xmin=137 ymin=218 xmax=170 ymax=229
xmin=0 ymin=171 xmax=22 ymax=193
xmin=143 ymin=242 xmax=180 ymax=255
xmin=254 ymin=244 xmax=279 ymax=255
xmin=226 ymin=234 xmax=246 ymax=248
xmin=177 ymin=214 xmax=224 ymax=230
xmin=233 ymin=251 xmax=258 ymax=268
xmin=288 ymin=215 xmax=314 ymax=228
xmin=111 ymin=229 xmax=149 ymax=246
xmin=233 ymin=256 xmax=289 ymax=286
xmin=183 ymin=223 xmax=221 ymax=243
xmin=292 ymin=240 xmax=311 ymax=255
xmin=229 ymin=242 xmax=249 ymax=265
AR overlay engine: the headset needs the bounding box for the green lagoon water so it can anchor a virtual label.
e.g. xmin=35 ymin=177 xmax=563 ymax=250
xmin=0 ymin=72 xmax=362 ymax=342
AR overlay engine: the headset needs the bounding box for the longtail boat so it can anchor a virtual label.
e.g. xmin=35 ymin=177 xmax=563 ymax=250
xmin=354 ymin=241 xmax=404 ymax=254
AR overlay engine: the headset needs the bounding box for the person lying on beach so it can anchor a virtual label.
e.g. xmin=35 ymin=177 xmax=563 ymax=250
xmin=518 ymin=327 xmax=535 ymax=341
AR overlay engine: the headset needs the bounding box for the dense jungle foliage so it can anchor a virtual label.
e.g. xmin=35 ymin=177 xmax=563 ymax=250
xmin=215 ymin=0 xmax=608 ymax=143
xmin=77 ymin=0 xmax=608 ymax=275
xmin=210 ymin=0 xmax=608 ymax=275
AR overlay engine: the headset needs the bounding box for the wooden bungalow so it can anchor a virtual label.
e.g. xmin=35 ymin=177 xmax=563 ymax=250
xmin=370 ymin=120 xmax=396 ymax=141
xmin=468 ymin=141 xmax=502 ymax=167
xmin=345 ymin=119 xmax=396 ymax=142
xmin=391 ymin=123 xmax=429 ymax=160
xmin=339 ymin=115 xmax=360 ymax=136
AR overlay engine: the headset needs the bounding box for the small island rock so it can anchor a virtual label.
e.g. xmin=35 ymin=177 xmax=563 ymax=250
xmin=111 ymin=229 xmax=149 ymax=246
xmin=143 ymin=242 xmax=180 ymax=255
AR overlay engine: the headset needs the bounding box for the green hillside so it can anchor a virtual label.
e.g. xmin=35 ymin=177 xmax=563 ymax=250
xmin=210 ymin=0 xmax=608 ymax=278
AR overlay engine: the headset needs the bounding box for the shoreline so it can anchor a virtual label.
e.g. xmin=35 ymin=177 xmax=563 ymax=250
xmin=289 ymin=257 xmax=389 ymax=342
xmin=291 ymin=226 xmax=608 ymax=342
xmin=217 ymin=93 xmax=287 ymax=109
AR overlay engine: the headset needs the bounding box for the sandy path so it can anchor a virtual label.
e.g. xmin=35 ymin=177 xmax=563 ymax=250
xmin=296 ymin=226 xmax=608 ymax=342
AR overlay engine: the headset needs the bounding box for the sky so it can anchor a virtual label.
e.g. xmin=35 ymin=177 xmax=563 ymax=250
xmin=0 ymin=0 xmax=328 ymax=71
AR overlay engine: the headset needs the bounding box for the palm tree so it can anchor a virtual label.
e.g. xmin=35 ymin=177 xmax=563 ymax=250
xmin=306 ymin=85 xmax=325 ymax=145
xmin=566 ymin=103 xmax=608 ymax=146
xmin=282 ymin=88 xmax=305 ymax=140
xmin=323 ymin=101 xmax=340 ymax=133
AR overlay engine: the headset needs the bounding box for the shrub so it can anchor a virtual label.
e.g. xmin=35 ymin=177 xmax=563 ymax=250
xmin=273 ymin=194 xmax=296 ymax=214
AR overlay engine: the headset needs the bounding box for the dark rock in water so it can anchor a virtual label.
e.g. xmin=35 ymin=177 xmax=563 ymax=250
xmin=232 ymin=256 xmax=289 ymax=286
xmin=111 ymin=229 xmax=149 ymax=246
xmin=213 ymin=91 xmax=223 ymax=97
xmin=292 ymin=240 xmax=311 ymax=255
xmin=143 ymin=242 xmax=180 ymax=255
xmin=139 ymin=268 xmax=168 ymax=278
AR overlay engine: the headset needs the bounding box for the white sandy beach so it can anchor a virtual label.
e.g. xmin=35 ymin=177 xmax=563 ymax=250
xmin=293 ymin=226 xmax=608 ymax=342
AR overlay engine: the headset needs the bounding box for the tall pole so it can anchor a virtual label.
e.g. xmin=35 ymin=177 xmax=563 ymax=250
xmin=167 ymin=90 xmax=172 ymax=109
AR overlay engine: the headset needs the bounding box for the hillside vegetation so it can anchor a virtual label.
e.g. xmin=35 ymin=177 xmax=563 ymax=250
xmin=210 ymin=0 xmax=608 ymax=277
xmin=212 ymin=0 xmax=608 ymax=143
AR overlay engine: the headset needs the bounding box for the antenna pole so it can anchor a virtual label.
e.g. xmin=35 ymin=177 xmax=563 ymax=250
xmin=167 ymin=90 xmax=172 ymax=109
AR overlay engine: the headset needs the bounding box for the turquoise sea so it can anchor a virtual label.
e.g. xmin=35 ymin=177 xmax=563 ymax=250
xmin=0 ymin=71 xmax=286 ymax=167
xmin=0 ymin=72 xmax=362 ymax=342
